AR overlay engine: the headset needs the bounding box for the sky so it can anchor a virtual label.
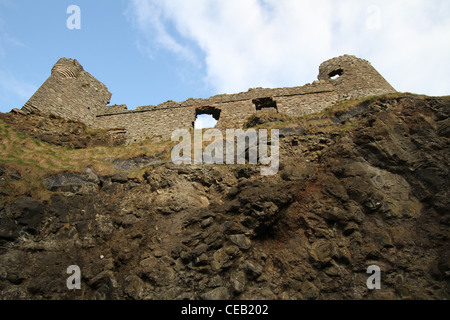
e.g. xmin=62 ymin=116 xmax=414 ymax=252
xmin=0 ymin=0 xmax=449 ymax=117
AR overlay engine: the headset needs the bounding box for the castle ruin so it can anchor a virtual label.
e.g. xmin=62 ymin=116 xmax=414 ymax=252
xmin=22 ymin=55 xmax=396 ymax=144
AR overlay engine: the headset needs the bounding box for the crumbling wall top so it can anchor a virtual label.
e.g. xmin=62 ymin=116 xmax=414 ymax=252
xmin=22 ymin=58 xmax=112 ymax=125
xmin=51 ymin=58 xmax=84 ymax=79
xmin=21 ymin=55 xmax=396 ymax=141
xmin=318 ymin=54 xmax=396 ymax=98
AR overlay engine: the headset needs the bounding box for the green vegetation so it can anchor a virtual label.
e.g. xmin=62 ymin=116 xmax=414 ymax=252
xmin=243 ymin=92 xmax=414 ymax=136
xmin=0 ymin=119 xmax=175 ymax=200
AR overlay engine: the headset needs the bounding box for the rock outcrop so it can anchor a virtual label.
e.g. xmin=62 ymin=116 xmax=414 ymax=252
xmin=0 ymin=112 xmax=126 ymax=148
xmin=0 ymin=94 xmax=448 ymax=300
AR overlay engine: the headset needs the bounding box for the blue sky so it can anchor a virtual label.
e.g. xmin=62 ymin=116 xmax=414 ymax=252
xmin=0 ymin=0 xmax=449 ymax=115
xmin=0 ymin=0 xmax=210 ymax=112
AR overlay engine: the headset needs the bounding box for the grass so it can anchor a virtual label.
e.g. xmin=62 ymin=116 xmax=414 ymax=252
xmin=0 ymin=119 xmax=175 ymax=200
xmin=337 ymin=120 xmax=361 ymax=137
xmin=242 ymin=92 xmax=414 ymax=136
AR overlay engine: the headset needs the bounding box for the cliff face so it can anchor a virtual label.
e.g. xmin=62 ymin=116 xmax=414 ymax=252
xmin=0 ymin=94 xmax=449 ymax=300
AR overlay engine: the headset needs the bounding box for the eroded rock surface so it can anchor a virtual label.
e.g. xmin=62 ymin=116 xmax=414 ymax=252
xmin=0 ymin=95 xmax=448 ymax=300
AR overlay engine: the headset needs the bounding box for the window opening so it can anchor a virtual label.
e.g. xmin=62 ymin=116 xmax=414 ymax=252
xmin=194 ymin=106 xmax=221 ymax=129
xmin=252 ymin=97 xmax=278 ymax=112
xmin=329 ymin=69 xmax=344 ymax=80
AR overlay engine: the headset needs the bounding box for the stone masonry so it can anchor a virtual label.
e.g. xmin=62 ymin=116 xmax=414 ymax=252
xmin=22 ymin=55 xmax=396 ymax=144
xmin=23 ymin=58 xmax=112 ymax=126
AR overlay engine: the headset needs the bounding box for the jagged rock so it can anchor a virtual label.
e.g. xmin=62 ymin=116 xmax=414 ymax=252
xmin=201 ymin=217 xmax=214 ymax=228
xmin=110 ymin=172 xmax=129 ymax=184
xmin=9 ymin=172 xmax=22 ymax=181
xmin=201 ymin=287 xmax=231 ymax=300
xmin=281 ymin=161 xmax=316 ymax=182
xmin=343 ymin=221 xmax=359 ymax=236
xmin=244 ymin=260 xmax=264 ymax=279
xmin=124 ymin=275 xmax=144 ymax=300
xmin=0 ymin=95 xmax=448 ymax=300
xmin=301 ymin=281 xmax=320 ymax=300
xmin=112 ymin=155 xmax=163 ymax=171
xmin=0 ymin=213 xmax=18 ymax=242
xmin=8 ymin=197 xmax=45 ymax=235
xmin=211 ymin=247 xmax=235 ymax=272
xmin=229 ymin=234 xmax=252 ymax=250
xmin=230 ymin=271 xmax=247 ymax=294
xmin=44 ymin=167 xmax=100 ymax=194
xmin=309 ymin=240 xmax=335 ymax=268
xmin=0 ymin=112 xmax=126 ymax=148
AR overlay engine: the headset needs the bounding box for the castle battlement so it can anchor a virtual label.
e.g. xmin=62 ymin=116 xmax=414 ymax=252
xmin=22 ymin=55 xmax=396 ymax=144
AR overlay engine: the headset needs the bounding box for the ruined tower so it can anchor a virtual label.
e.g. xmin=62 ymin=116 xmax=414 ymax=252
xmin=318 ymin=55 xmax=396 ymax=99
xmin=22 ymin=58 xmax=112 ymax=126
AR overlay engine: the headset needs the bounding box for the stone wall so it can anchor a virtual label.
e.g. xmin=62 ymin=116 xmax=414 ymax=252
xmin=93 ymin=82 xmax=342 ymax=142
xmin=95 ymin=105 xmax=196 ymax=143
xmin=22 ymin=55 xmax=396 ymax=144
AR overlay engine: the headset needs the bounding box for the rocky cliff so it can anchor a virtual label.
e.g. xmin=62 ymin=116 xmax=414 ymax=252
xmin=0 ymin=94 xmax=448 ymax=300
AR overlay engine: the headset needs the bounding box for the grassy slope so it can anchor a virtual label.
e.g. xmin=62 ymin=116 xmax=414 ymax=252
xmin=0 ymin=121 xmax=175 ymax=200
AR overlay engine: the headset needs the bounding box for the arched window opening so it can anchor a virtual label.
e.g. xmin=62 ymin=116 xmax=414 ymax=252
xmin=329 ymin=69 xmax=344 ymax=80
xmin=194 ymin=106 xmax=221 ymax=129
xmin=253 ymin=97 xmax=278 ymax=112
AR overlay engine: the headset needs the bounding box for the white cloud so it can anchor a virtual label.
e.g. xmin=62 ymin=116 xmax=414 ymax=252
xmin=0 ymin=71 xmax=37 ymax=101
xmin=128 ymin=0 xmax=450 ymax=96
xmin=126 ymin=0 xmax=199 ymax=63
